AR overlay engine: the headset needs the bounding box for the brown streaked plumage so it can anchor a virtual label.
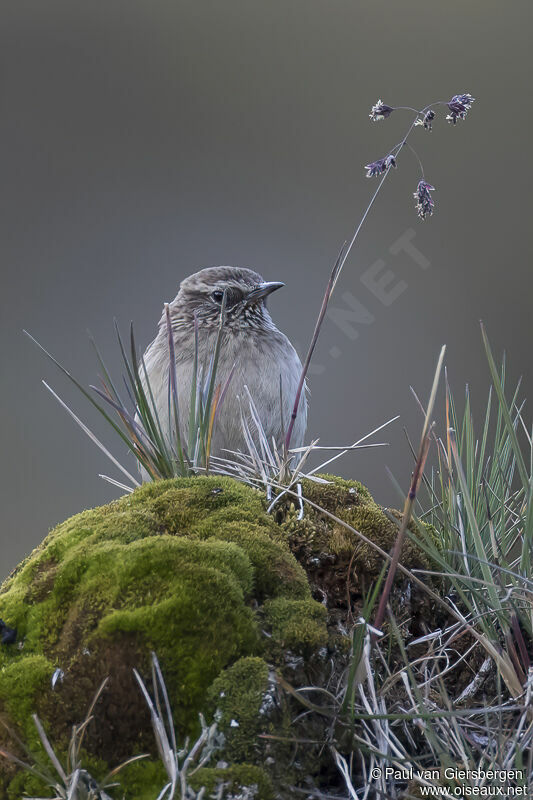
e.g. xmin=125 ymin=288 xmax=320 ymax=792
xmin=142 ymin=266 xmax=307 ymax=462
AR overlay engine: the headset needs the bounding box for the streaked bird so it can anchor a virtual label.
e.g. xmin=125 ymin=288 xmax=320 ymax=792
xmin=142 ymin=266 xmax=307 ymax=461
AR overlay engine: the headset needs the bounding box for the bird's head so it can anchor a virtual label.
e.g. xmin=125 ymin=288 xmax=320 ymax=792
xmin=168 ymin=266 xmax=284 ymax=330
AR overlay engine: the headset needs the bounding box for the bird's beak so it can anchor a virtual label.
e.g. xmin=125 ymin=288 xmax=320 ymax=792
xmin=245 ymin=281 xmax=285 ymax=305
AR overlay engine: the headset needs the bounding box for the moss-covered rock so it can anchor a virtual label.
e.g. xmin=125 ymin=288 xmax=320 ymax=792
xmin=0 ymin=477 xmax=325 ymax=795
xmin=0 ymin=473 xmax=433 ymax=797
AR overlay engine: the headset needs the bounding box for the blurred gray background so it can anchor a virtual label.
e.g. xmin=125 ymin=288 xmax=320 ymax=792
xmin=1 ymin=1 xmax=531 ymax=577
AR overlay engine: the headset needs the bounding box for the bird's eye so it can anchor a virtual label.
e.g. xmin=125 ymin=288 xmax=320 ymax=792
xmin=211 ymin=290 xmax=224 ymax=304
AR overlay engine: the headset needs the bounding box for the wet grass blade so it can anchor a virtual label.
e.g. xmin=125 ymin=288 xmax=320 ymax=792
xmin=42 ymin=382 xmax=140 ymax=487
xmin=164 ymin=304 xmax=188 ymax=473
xmin=481 ymin=323 xmax=528 ymax=488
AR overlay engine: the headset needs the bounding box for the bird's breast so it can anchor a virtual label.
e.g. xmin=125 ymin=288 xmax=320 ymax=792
xmin=143 ymin=324 xmax=307 ymax=458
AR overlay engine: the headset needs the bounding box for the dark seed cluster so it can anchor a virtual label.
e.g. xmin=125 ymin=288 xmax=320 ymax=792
xmin=364 ymin=154 xmax=396 ymax=178
xmin=413 ymin=181 xmax=435 ymax=220
xmin=415 ymin=109 xmax=436 ymax=131
xmin=369 ymin=99 xmax=395 ymax=122
xmin=446 ymin=93 xmax=475 ymax=124
xmin=365 ymin=93 xmax=475 ymax=219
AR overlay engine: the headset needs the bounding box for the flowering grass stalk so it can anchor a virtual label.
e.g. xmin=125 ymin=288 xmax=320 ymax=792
xmin=284 ymin=92 xmax=476 ymax=452
xmin=26 ymin=92 xmax=476 ymax=490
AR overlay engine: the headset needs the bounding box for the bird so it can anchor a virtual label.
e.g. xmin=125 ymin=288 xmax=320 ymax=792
xmin=141 ymin=266 xmax=307 ymax=465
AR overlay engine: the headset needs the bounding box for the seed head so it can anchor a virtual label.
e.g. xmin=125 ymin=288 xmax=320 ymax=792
xmin=369 ymin=99 xmax=394 ymax=122
xmin=446 ymin=93 xmax=475 ymax=124
xmin=413 ymin=181 xmax=435 ymax=219
xmin=364 ymin=154 xmax=396 ymax=178
xmin=414 ymin=109 xmax=436 ymax=131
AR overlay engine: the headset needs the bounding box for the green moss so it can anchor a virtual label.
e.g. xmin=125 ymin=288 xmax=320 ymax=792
xmin=77 ymin=749 xmax=273 ymax=800
xmin=193 ymin=521 xmax=310 ymax=600
xmin=301 ymin=474 xmax=374 ymax=509
xmin=95 ymin=556 xmax=259 ymax=727
xmin=0 ymin=476 xmax=326 ymax=783
xmin=116 ymin=759 xmax=168 ymax=800
xmin=189 ymin=764 xmax=274 ymax=800
xmin=5 ymin=750 xmax=128 ymax=800
xmin=126 ymin=477 xmax=269 ymax=526
xmin=0 ymin=655 xmax=54 ymax=744
xmin=134 ymin=478 xmax=310 ymax=600
xmin=263 ymin=597 xmax=328 ymax=654
xmin=0 ymin=472 xmax=416 ymax=794
xmin=284 ymin=474 xmax=433 ymax=576
xmin=7 ymin=770 xmax=49 ymax=800
xmin=207 ymin=657 xmax=270 ymax=762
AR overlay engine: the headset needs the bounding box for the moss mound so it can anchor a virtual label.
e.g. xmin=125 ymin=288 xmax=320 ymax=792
xmin=0 ymin=473 xmax=432 ymax=796
xmin=0 ymin=477 xmax=323 ymax=795
xmin=279 ymin=474 xmax=434 ymax=608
